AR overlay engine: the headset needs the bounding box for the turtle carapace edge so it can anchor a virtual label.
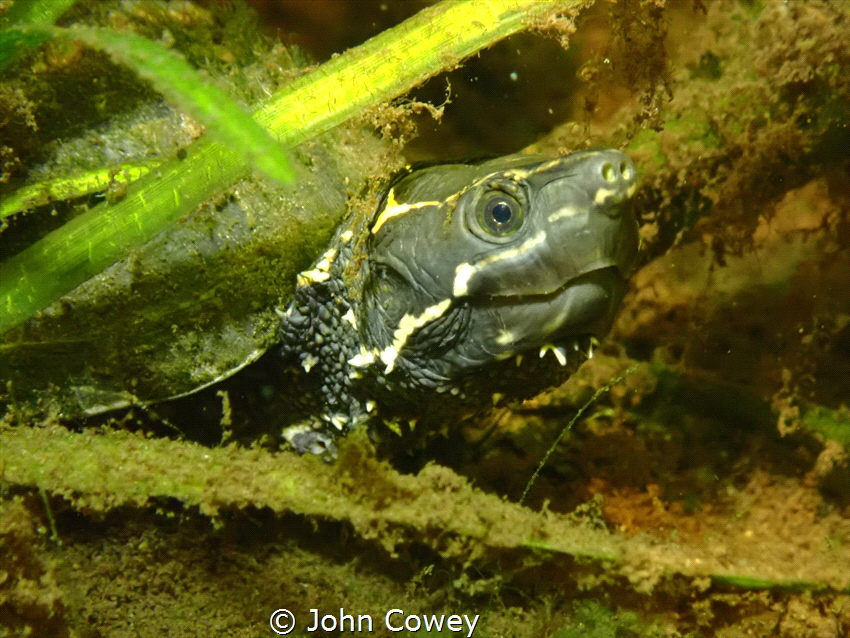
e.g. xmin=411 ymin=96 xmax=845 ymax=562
xmin=278 ymin=149 xmax=640 ymax=456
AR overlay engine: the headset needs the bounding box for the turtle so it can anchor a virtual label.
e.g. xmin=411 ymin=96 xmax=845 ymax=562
xmin=274 ymin=148 xmax=640 ymax=456
xmin=0 ymin=4 xmax=638 ymax=452
xmin=1 ymin=137 xmax=638 ymax=457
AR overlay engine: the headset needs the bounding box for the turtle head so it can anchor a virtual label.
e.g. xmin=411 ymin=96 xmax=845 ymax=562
xmin=361 ymin=149 xmax=639 ymax=399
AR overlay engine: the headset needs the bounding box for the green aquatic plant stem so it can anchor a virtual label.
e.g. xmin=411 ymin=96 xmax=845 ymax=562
xmin=66 ymin=26 xmax=295 ymax=183
xmin=0 ymin=0 xmax=583 ymax=335
xmin=250 ymin=0 xmax=579 ymax=146
xmin=1 ymin=0 xmax=76 ymax=24
xmin=0 ymin=163 xmax=156 ymax=218
xmin=519 ymin=364 xmax=639 ymax=505
xmin=0 ymin=0 xmax=76 ymax=73
xmin=3 ymin=23 xmax=295 ymax=199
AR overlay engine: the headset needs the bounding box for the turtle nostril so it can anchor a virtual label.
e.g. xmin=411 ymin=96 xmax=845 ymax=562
xmin=601 ymin=161 xmax=617 ymax=183
xmin=620 ymin=160 xmax=633 ymax=181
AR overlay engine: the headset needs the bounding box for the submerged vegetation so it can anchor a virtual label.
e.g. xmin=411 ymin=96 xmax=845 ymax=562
xmin=0 ymin=0 xmax=579 ymax=333
xmin=1 ymin=0 xmax=848 ymax=636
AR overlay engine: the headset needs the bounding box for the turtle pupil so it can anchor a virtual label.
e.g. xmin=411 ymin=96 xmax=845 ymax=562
xmin=476 ymin=192 xmax=523 ymax=239
xmin=490 ymin=202 xmax=512 ymax=225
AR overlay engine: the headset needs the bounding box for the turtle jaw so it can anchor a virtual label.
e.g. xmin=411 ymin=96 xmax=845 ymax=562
xmin=541 ymin=265 xmax=631 ymax=346
xmin=474 ymin=263 xmax=631 ymax=366
xmin=402 ymin=265 xmax=631 ymax=402
xmin=532 ymin=266 xmax=630 ymax=364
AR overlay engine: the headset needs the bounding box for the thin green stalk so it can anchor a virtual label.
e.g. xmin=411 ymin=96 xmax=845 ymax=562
xmin=64 ymin=26 xmax=295 ymax=183
xmin=0 ymin=0 xmax=583 ymax=334
xmin=0 ymin=0 xmax=76 ymax=73
xmin=1 ymin=163 xmax=156 ymax=218
xmin=520 ymin=365 xmax=639 ymax=505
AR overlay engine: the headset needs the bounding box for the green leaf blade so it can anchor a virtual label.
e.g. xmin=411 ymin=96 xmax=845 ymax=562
xmin=0 ymin=0 xmax=77 ymax=73
xmin=0 ymin=0 xmax=580 ymax=334
xmin=51 ymin=26 xmax=295 ymax=183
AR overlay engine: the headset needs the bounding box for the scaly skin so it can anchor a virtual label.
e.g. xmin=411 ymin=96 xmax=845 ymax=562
xmin=279 ymin=150 xmax=639 ymax=456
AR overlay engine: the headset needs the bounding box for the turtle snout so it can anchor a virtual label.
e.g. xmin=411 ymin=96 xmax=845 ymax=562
xmin=597 ymin=151 xmax=637 ymax=185
xmin=585 ymin=150 xmax=638 ymax=217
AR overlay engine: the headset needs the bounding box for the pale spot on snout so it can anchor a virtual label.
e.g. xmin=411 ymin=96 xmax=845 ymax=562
xmin=547 ymin=205 xmax=581 ymax=223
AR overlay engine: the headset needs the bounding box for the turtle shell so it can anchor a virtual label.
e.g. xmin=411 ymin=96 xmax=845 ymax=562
xmin=0 ymin=104 xmax=398 ymax=418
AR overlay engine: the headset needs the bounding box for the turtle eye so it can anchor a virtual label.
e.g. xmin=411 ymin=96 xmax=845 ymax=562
xmin=478 ymin=193 xmax=523 ymax=237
